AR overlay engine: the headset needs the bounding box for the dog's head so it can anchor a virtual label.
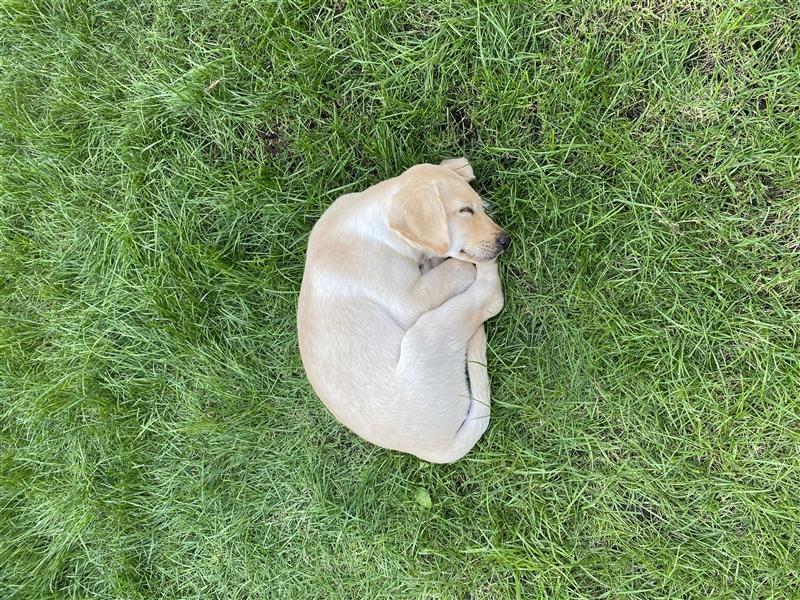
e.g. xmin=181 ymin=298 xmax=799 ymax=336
xmin=389 ymin=158 xmax=509 ymax=262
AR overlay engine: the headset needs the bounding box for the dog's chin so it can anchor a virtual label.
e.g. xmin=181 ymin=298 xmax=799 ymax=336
xmin=458 ymin=249 xmax=502 ymax=263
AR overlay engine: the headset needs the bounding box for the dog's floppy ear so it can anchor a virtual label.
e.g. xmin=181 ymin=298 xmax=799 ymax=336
xmin=389 ymin=185 xmax=450 ymax=255
xmin=439 ymin=157 xmax=475 ymax=182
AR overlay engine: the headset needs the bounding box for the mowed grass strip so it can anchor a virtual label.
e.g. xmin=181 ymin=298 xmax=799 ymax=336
xmin=1 ymin=1 xmax=799 ymax=598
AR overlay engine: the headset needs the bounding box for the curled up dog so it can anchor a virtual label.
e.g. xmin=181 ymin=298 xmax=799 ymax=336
xmin=297 ymin=158 xmax=508 ymax=463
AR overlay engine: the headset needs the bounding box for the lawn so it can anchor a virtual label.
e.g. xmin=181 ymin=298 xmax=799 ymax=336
xmin=1 ymin=1 xmax=799 ymax=598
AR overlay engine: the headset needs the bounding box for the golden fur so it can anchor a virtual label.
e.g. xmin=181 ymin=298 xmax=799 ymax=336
xmin=297 ymin=158 xmax=506 ymax=463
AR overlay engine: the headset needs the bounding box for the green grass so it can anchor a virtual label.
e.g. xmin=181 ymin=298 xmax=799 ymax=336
xmin=1 ymin=1 xmax=799 ymax=598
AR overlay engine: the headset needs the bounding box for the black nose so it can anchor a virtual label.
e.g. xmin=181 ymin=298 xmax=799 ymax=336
xmin=497 ymin=232 xmax=510 ymax=250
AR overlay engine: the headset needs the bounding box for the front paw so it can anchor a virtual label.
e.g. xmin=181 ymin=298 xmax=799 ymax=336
xmin=446 ymin=259 xmax=477 ymax=294
xmin=482 ymin=286 xmax=505 ymax=319
xmin=476 ymin=261 xmax=504 ymax=318
xmin=475 ymin=260 xmax=500 ymax=287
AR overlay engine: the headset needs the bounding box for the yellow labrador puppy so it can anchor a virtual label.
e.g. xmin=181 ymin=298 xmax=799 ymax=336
xmin=297 ymin=158 xmax=507 ymax=463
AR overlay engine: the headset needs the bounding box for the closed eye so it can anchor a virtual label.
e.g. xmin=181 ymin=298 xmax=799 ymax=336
xmin=459 ymin=207 xmax=474 ymax=215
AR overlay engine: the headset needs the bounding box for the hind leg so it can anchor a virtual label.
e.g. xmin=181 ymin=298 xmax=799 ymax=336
xmin=397 ymin=261 xmax=502 ymax=375
xmin=406 ymin=321 xmax=493 ymax=464
xmin=394 ymin=262 xmax=502 ymax=461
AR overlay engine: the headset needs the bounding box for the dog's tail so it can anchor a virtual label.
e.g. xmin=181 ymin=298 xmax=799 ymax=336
xmin=426 ymin=325 xmax=491 ymax=464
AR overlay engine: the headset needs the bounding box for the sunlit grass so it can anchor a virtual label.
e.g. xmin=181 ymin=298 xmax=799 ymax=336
xmin=1 ymin=1 xmax=799 ymax=598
